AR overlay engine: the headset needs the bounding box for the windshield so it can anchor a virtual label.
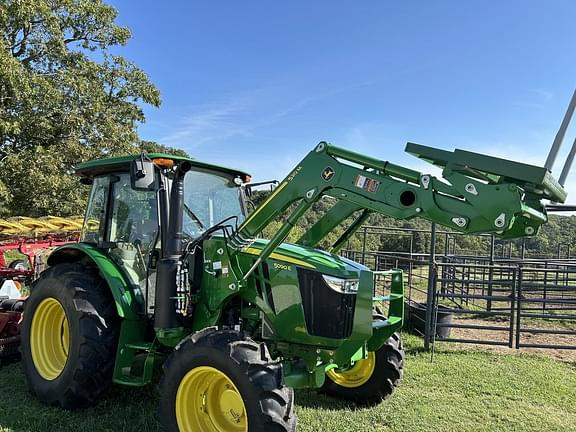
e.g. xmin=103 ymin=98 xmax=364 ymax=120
xmin=182 ymin=169 xmax=245 ymax=239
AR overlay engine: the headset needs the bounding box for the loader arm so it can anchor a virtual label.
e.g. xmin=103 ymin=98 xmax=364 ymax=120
xmin=234 ymin=141 xmax=565 ymax=269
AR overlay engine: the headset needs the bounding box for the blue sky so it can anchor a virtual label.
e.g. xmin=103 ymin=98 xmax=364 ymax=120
xmin=110 ymin=1 xmax=576 ymax=200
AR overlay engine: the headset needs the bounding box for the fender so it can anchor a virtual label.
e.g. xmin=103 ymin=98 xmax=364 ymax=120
xmin=47 ymin=243 xmax=143 ymax=321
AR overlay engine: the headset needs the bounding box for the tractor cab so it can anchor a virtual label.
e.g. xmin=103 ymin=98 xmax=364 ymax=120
xmin=74 ymin=153 xmax=250 ymax=315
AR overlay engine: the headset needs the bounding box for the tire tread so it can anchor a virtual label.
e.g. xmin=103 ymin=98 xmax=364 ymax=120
xmin=21 ymin=263 xmax=119 ymax=409
xmin=159 ymin=328 xmax=296 ymax=432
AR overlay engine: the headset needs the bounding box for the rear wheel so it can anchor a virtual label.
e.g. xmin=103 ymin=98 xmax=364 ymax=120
xmin=322 ymin=332 xmax=404 ymax=405
xmin=21 ymin=263 xmax=120 ymax=409
xmin=159 ymin=327 xmax=296 ymax=432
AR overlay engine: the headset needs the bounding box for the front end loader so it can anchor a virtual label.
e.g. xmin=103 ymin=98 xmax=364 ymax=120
xmin=20 ymin=142 xmax=565 ymax=432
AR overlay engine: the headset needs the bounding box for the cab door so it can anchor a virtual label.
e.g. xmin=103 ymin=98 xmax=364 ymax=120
xmin=82 ymin=172 xmax=160 ymax=313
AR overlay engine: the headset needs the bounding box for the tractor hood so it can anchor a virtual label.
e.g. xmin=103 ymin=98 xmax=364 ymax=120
xmin=240 ymin=239 xmax=368 ymax=276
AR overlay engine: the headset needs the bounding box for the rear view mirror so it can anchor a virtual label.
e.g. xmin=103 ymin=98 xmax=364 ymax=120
xmin=244 ymin=179 xmax=279 ymax=197
xmin=130 ymin=158 xmax=157 ymax=191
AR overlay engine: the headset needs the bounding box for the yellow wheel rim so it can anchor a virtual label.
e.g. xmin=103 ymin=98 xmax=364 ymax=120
xmin=176 ymin=366 xmax=247 ymax=432
xmin=326 ymin=352 xmax=376 ymax=388
xmin=30 ymin=297 xmax=70 ymax=380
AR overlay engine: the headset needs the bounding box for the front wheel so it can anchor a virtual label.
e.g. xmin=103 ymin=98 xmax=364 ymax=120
xmin=159 ymin=327 xmax=296 ymax=432
xmin=322 ymin=333 xmax=405 ymax=405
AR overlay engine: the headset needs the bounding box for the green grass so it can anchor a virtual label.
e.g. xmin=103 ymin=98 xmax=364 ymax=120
xmin=1 ymin=335 xmax=575 ymax=432
xmin=2 ymin=250 xmax=28 ymax=265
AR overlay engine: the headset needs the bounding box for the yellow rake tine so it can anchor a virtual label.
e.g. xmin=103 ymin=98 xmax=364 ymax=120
xmin=9 ymin=217 xmax=59 ymax=233
xmin=43 ymin=216 xmax=83 ymax=231
xmin=0 ymin=219 xmax=29 ymax=235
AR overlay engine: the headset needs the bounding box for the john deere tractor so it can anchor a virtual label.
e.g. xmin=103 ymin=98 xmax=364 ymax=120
xmin=20 ymin=141 xmax=565 ymax=431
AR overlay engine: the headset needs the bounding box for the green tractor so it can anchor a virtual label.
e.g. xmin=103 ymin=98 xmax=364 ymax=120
xmin=20 ymin=142 xmax=565 ymax=431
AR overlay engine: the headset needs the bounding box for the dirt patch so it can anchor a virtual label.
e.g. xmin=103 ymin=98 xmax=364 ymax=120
xmin=438 ymin=317 xmax=576 ymax=362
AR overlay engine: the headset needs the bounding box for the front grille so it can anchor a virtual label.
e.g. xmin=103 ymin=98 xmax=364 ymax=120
xmin=297 ymin=269 xmax=356 ymax=339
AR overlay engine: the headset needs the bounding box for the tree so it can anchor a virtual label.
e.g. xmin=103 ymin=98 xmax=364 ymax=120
xmin=0 ymin=0 xmax=161 ymax=216
xmin=138 ymin=140 xmax=190 ymax=159
xmin=2 ymin=142 xmax=89 ymax=216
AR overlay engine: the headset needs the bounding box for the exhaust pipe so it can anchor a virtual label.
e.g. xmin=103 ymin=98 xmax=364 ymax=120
xmin=154 ymin=161 xmax=192 ymax=330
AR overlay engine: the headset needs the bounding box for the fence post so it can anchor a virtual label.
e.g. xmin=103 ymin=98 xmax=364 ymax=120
xmin=515 ymin=264 xmax=523 ymax=349
xmin=542 ymin=261 xmax=549 ymax=314
xmin=424 ymin=223 xmax=437 ymax=351
xmin=408 ymin=234 xmax=414 ymax=289
xmin=441 ymin=232 xmax=449 ymax=294
xmin=361 ymin=226 xmax=367 ymax=265
xmin=487 ymin=234 xmax=495 ymax=311
xmin=508 ymin=267 xmax=517 ymax=348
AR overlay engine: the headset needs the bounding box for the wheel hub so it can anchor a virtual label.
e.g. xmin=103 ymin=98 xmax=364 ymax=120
xmin=30 ymin=297 xmax=70 ymax=381
xmin=176 ymin=366 xmax=247 ymax=432
xmin=219 ymin=388 xmax=245 ymax=423
xmin=326 ymin=351 xmax=376 ymax=388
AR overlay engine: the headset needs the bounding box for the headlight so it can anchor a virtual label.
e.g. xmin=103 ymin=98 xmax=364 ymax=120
xmin=322 ymin=275 xmax=359 ymax=294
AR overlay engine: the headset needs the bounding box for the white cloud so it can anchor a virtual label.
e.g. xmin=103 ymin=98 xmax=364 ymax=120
xmin=157 ymin=80 xmax=381 ymax=153
xmin=159 ymin=102 xmax=248 ymax=145
xmin=531 ymin=88 xmax=554 ymax=102
xmin=512 ymin=88 xmax=555 ymax=110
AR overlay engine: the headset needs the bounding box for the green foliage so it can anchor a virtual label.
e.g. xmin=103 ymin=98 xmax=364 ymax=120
xmin=524 ymin=214 xmax=576 ymax=256
xmin=138 ymin=140 xmax=190 ymax=158
xmin=1 ymin=143 xmax=90 ymax=216
xmin=0 ymin=0 xmax=169 ymax=216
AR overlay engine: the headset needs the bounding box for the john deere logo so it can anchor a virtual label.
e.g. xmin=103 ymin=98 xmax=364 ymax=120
xmin=322 ymin=166 xmax=335 ymax=181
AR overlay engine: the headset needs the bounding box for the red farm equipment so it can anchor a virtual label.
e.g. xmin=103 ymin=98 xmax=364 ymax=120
xmin=0 ymin=217 xmax=81 ymax=362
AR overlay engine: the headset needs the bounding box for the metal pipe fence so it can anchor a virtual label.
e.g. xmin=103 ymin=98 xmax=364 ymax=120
xmin=342 ymin=225 xmax=576 ymax=351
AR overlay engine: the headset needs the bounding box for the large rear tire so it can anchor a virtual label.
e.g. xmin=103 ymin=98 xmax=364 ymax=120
xmin=21 ymin=263 xmax=120 ymax=409
xmin=159 ymin=327 xmax=296 ymax=432
xmin=322 ymin=332 xmax=404 ymax=406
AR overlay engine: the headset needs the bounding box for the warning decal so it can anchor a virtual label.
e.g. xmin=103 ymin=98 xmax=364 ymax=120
xmin=354 ymin=175 xmax=380 ymax=193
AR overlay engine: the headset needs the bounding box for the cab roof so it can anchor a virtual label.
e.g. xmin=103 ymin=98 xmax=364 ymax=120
xmin=75 ymin=152 xmax=251 ymax=179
